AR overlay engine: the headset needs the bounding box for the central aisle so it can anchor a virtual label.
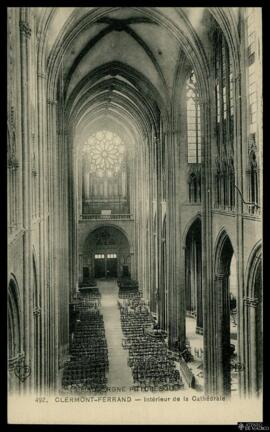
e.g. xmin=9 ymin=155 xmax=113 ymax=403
xmin=98 ymin=279 xmax=134 ymax=390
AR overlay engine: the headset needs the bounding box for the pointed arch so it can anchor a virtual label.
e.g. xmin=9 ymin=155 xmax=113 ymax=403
xmin=244 ymin=241 xmax=263 ymax=396
xmin=8 ymin=274 xmax=22 ymax=364
xmin=213 ymin=229 xmax=235 ymax=396
xmin=184 ymin=216 xmax=203 ymax=332
xmin=245 ymin=241 xmax=262 ymax=298
xmin=214 ymin=228 xmax=234 ymax=276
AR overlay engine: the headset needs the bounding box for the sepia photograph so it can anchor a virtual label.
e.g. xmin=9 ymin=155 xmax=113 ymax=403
xmin=7 ymin=5 xmax=264 ymax=425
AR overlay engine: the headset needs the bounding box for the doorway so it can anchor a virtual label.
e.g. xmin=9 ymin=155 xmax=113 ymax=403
xmin=106 ymin=253 xmax=117 ymax=278
xmin=94 ymin=253 xmax=118 ymax=278
xmin=95 ymin=254 xmax=105 ymax=278
xmin=83 ymin=226 xmax=130 ymax=281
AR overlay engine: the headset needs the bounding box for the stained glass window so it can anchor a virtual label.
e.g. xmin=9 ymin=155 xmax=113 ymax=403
xmin=214 ymin=26 xmax=235 ymax=210
xmin=246 ymin=8 xmax=257 ymax=134
xmin=83 ymin=130 xmax=125 ymax=178
xmin=245 ymin=8 xmax=260 ymax=214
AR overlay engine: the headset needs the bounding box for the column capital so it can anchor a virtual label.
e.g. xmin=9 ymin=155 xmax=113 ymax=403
xmin=243 ymin=297 xmax=259 ymax=308
xmin=37 ymin=71 xmax=47 ymax=80
xmin=19 ymin=20 xmax=32 ymax=38
xmin=47 ymin=98 xmax=58 ymax=105
xmin=8 ymin=352 xmax=25 ymax=370
xmin=215 ymin=273 xmax=227 ymax=281
xmin=8 ymin=157 xmax=19 ymax=170
xmin=33 ymin=306 xmax=41 ymax=316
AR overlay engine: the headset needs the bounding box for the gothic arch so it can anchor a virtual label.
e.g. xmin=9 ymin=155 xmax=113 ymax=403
xmin=213 ymin=229 xmax=235 ymax=396
xmin=65 ymin=61 xmax=165 ymax=137
xmin=83 ymin=223 xmax=131 ymax=249
xmin=8 ymin=275 xmax=22 ymax=374
xmin=182 ymin=213 xmax=201 ymax=245
xmin=245 ymin=241 xmax=262 ymax=297
xmin=209 ymin=8 xmax=241 ymax=77
xmin=214 ymin=228 xmax=235 ymax=275
xmin=82 ymin=225 xmax=131 ymax=280
xmin=244 ymin=242 xmax=263 ymax=396
xmin=184 ymin=216 xmax=203 ymax=333
xmin=45 ymin=7 xmax=210 ymax=104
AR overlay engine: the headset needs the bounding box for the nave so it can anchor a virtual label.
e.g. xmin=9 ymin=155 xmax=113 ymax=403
xmin=61 ymin=280 xmax=188 ymax=395
xmin=7 ymin=8 xmax=263 ymax=413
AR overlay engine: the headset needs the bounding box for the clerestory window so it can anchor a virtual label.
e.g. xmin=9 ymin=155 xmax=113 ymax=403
xmin=186 ymin=71 xmax=201 ymax=164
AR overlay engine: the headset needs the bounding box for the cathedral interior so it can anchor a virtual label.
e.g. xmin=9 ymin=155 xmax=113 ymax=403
xmin=8 ymin=7 xmax=263 ymax=401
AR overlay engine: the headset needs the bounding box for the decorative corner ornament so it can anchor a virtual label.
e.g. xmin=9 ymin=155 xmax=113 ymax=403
xmin=14 ymin=359 xmax=31 ymax=382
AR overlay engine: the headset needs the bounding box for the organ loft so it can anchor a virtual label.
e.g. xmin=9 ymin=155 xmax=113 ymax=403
xmin=7 ymin=6 xmax=263 ymax=414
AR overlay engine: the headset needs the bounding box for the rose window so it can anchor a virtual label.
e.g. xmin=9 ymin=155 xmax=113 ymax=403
xmin=83 ymin=130 xmax=125 ymax=177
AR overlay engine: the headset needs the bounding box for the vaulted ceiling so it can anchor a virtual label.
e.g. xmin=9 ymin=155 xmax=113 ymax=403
xmin=35 ymin=7 xmax=239 ymax=155
xmin=37 ymin=7 xmax=217 ymax=101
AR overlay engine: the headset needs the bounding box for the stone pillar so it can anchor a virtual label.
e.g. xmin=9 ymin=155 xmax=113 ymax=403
xmin=83 ymin=168 xmax=89 ymax=200
xmin=178 ymin=246 xmax=186 ymax=351
xmin=201 ymin=77 xmax=214 ymax=395
xmin=149 ymin=231 xmax=157 ymax=314
xmin=196 ymin=239 xmax=203 ymax=333
xmin=244 ymin=297 xmax=259 ymax=396
xmin=37 ymin=67 xmax=48 ymax=393
xmin=167 ymin=129 xmax=176 ymax=347
xmin=215 ymin=273 xmax=231 ymax=396
xmin=78 ymin=156 xmax=83 ymax=216
xmin=19 ymin=11 xmax=32 ymax=394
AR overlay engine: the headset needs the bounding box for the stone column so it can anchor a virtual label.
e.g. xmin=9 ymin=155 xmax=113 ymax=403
xmin=244 ymin=297 xmax=259 ymax=396
xmin=196 ymin=239 xmax=203 ymax=333
xmin=167 ymin=127 xmax=181 ymax=349
xmin=215 ymin=273 xmax=231 ymax=396
xmin=19 ymin=11 xmax=32 ymax=394
xmin=78 ymin=156 xmax=83 ymax=216
xmin=178 ymin=245 xmax=186 ymax=351
xmin=37 ymin=67 xmax=48 ymax=393
xmin=47 ymin=98 xmax=58 ymax=391
xmin=201 ymin=86 xmax=214 ymax=395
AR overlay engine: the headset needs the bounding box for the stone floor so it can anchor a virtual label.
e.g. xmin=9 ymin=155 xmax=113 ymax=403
xmin=98 ymin=279 xmax=134 ymax=392
xmin=85 ymin=280 xmax=239 ymax=397
xmin=98 ymin=279 xmax=187 ymax=395
xmin=185 ymin=316 xmax=239 ymax=397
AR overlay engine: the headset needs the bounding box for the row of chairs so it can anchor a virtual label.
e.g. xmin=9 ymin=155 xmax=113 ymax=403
xmin=119 ymin=291 xmax=184 ymax=390
xmin=73 ymin=302 xmax=100 ymax=311
xmin=62 ymin=293 xmax=109 ymax=392
xmin=118 ymin=290 xmax=141 ymax=300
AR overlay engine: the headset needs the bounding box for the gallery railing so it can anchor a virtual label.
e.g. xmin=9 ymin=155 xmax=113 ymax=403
xmin=80 ymin=214 xmax=133 ymax=221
